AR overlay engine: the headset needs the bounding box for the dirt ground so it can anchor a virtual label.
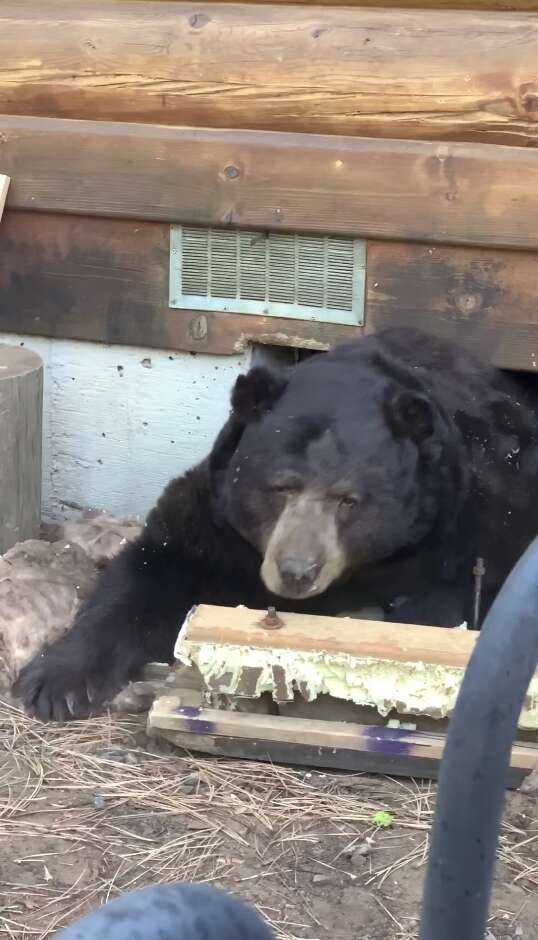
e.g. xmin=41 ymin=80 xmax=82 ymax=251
xmin=1 ymin=517 xmax=538 ymax=938
xmin=1 ymin=699 xmax=538 ymax=940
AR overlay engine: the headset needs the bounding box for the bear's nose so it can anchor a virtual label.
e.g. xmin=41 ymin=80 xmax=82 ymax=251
xmin=278 ymin=557 xmax=321 ymax=595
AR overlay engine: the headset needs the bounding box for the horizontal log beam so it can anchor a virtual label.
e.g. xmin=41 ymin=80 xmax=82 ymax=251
xmin=3 ymin=116 xmax=538 ymax=251
xmin=2 ymin=210 xmax=538 ymax=370
xmin=1 ymin=2 xmax=538 ymax=145
xmin=136 ymin=0 xmax=538 ymax=7
xmin=105 ymin=0 xmax=538 ymax=7
xmin=244 ymin=0 xmax=538 ymax=6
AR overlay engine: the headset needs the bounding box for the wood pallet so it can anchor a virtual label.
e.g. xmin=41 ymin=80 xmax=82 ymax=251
xmin=147 ymin=605 xmax=538 ymax=788
xmin=148 ymin=699 xmax=538 ymax=788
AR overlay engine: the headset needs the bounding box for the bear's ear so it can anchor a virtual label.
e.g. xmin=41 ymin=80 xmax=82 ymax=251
xmin=231 ymin=367 xmax=288 ymax=424
xmin=208 ymin=415 xmax=246 ymax=519
xmin=384 ymin=389 xmax=435 ymax=443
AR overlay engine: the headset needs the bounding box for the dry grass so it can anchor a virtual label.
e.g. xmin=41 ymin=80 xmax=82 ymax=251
xmin=0 ymin=698 xmax=537 ymax=940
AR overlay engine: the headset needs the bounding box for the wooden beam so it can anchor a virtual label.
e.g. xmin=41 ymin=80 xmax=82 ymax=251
xmin=3 ymin=211 xmax=538 ymax=368
xmin=3 ymin=117 xmax=538 ymax=251
xmin=178 ymin=604 xmax=478 ymax=668
xmin=147 ymin=702 xmax=538 ymax=787
xmin=365 ymin=241 xmax=538 ymax=373
xmin=1 ymin=3 xmax=538 ymax=147
xmin=105 ymin=0 xmax=538 ymax=7
xmin=0 ymin=212 xmax=357 ymax=356
xmin=135 ymin=0 xmax=538 ymax=7
xmin=175 ymin=606 xmax=538 ymax=725
xmin=257 ymin=0 xmax=538 ymax=6
xmin=155 ymin=727 xmax=444 ymax=781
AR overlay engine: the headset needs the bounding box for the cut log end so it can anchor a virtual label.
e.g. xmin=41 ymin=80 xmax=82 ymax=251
xmin=0 ymin=344 xmax=43 ymax=554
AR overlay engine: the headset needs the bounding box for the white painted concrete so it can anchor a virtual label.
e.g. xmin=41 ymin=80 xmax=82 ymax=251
xmin=0 ymin=334 xmax=250 ymax=520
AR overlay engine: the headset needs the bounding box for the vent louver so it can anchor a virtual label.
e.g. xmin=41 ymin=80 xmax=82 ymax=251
xmin=169 ymin=226 xmax=365 ymax=326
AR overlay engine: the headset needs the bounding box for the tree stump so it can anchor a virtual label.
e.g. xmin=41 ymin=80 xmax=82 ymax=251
xmin=0 ymin=344 xmax=43 ymax=554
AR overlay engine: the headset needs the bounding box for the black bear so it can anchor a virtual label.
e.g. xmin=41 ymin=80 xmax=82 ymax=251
xmin=14 ymin=327 xmax=538 ymax=721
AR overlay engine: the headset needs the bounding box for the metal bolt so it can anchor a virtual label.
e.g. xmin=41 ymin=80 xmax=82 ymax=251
xmin=260 ymin=606 xmax=283 ymax=630
xmin=473 ymin=556 xmax=486 ymax=630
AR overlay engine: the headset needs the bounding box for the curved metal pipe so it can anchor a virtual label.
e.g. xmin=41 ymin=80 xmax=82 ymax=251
xmin=420 ymin=536 xmax=538 ymax=940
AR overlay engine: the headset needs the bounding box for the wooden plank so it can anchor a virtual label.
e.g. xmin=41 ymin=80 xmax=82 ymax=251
xmin=4 ymin=211 xmax=538 ymax=367
xmin=0 ymin=211 xmax=356 ymax=356
xmin=2 ymin=3 xmax=538 ymax=146
xmin=0 ymin=176 xmax=9 ymax=221
xmin=365 ymin=241 xmax=538 ymax=373
xmin=111 ymin=0 xmax=538 ymax=7
xmin=150 ymin=701 xmax=441 ymax=750
xmin=176 ymin=608 xmax=538 ymax=727
xmin=179 ymin=604 xmax=478 ymax=668
xmin=140 ymin=0 xmax=538 ymax=7
xmin=176 ymin=607 xmax=538 ymax=724
xmin=267 ymin=0 xmax=538 ymax=6
xmin=4 ymin=117 xmax=538 ymax=251
xmin=155 ymin=729 xmax=445 ymax=781
xmin=148 ymin=703 xmax=538 ymax=786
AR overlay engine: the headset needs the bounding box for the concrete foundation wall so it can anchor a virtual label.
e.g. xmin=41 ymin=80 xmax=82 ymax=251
xmin=0 ymin=333 xmax=250 ymax=520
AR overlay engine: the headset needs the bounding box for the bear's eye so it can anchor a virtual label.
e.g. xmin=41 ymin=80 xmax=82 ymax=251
xmin=269 ymin=484 xmax=297 ymax=496
xmin=268 ymin=477 xmax=302 ymax=495
xmin=339 ymin=495 xmax=358 ymax=511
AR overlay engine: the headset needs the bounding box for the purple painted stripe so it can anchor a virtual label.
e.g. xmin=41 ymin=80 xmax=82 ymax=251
xmin=361 ymin=725 xmax=415 ymax=756
xmin=174 ymin=707 xmax=419 ymax=757
xmin=174 ymin=705 xmax=216 ymax=735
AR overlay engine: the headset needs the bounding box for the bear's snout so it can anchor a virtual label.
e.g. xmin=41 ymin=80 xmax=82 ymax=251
xmin=276 ymin=555 xmax=322 ymax=597
xmin=260 ymin=493 xmax=347 ymax=598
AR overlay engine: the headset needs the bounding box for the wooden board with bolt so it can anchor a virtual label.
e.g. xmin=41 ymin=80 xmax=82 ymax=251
xmin=147 ymin=604 xmax=538 ymax=788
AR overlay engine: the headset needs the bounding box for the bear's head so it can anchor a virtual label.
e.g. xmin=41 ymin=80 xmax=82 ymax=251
xmin=210 ymin=346 xmax=466 ymax=600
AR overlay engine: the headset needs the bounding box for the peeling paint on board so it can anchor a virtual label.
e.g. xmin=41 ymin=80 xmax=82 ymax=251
xmin=175 ymin=634 xmax=538 ymax=730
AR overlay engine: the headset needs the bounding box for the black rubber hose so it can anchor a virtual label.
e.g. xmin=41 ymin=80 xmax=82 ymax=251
xmin=419 ymin=536 xmax=538 ymax=940
xmin=55 ymin=882 xmax=274 ymax=940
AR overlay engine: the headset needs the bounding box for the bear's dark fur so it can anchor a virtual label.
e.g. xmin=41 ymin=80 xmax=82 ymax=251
xmin=14 ymin=327 xmax=538 ymax=720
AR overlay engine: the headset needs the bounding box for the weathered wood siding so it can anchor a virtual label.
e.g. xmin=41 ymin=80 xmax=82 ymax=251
xmin=2 ymin=3 xmax=538 ymax=146
xmin=1 ymin=1 xmax=538 ymax=376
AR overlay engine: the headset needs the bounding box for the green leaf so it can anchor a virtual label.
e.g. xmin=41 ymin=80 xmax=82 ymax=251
xmin=371 ymin=810 xmax=394 ymax=829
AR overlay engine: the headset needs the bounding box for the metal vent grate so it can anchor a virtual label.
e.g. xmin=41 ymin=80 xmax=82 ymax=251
xmin=169 ymin=226 xmax=365 ymax=326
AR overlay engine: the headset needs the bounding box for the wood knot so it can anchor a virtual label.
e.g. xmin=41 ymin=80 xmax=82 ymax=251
xmin=523 ymin=93 xmax=538 ymax=114
xmin=223 ymin=165 xmax=241 ymax=181
xmin=189 ymin=12 xmax=210 ymax=29
xmin=189 ymin=315 xmax=208 ymax=342
xmin=520 ymin=83 xmax=538 ymax=115
xmin=454 ymin=291 xmax=483 ymax=317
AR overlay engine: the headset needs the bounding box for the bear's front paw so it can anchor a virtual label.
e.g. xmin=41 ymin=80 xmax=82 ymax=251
xmin=13 ymin=650 xmax=124 ymax=722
